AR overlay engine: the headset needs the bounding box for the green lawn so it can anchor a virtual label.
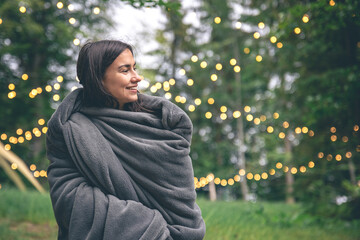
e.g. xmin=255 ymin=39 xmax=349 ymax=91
xmin=0 ymin=189 xmax=359 ymax=240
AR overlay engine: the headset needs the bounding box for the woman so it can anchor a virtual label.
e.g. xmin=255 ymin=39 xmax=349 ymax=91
xmin=46 ymin=40 xmax=206 ymax=240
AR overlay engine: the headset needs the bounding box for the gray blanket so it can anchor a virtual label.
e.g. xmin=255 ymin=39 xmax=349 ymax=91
xmin=46 ymin=88 xmax=205 ymax=240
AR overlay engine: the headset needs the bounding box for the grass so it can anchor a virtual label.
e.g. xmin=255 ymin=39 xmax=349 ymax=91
xmin=0 ymin=189 xmax=359 ymax=240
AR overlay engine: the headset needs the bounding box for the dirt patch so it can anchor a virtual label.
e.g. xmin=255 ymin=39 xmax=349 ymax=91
xmin=1 ymin=219 xmax=58 ymax=240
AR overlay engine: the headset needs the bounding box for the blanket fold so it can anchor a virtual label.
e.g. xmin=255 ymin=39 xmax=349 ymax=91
xmin=46 ymin=88 xmax=205 ymax=240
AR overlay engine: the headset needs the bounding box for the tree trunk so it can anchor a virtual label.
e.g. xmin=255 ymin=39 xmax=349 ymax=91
xmin=348 ymin=158 xmax=356 ymax=185
xmin=27 ymin=53 xmax=46 ymax=160
xmin=0 ymin=142 xmax=45 ymax=193
xmin=208 ymin=180 xmax=217 ymax=201
xmin=284 ymin=134 xmax=295 ymax=204
xmin=0 ymin=154 xmax=26 ymax=191
xmin=234 ymin=40 xmax=249 ymax=201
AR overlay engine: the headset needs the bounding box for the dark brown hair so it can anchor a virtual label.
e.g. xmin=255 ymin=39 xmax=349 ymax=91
xmin=76 ymin=40 xmax=152 ymax=112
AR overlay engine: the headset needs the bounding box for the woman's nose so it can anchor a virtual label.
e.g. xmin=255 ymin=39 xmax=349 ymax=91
xmin=132 ymin=71 xmax=142 ymax=82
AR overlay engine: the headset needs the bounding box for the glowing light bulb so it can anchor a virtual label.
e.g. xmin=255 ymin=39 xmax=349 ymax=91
xmin=187 ymin=79 xmax=194 ymax=86
xmin=253 ymin=32 xmax=260 ymax=39
xmin=200 ymin=61 xmax=207 ymax=68
xmin=205 ymin=112 xmax=212 ymax=119
xmin=57 ymin=2 xmax=64 ymax=9
xmin=302 ymin=14 xmax=309 ymax=23
xmin=258 ymin=22 xmax=265 ymax=29
xmin=294 ymin=27 xmax=301 ymax=34
xmin=233 ymin=111 xmax=241 ymax=118
xmin=69 ymin=18 xmax=76 ymax=24
xmin=267 ymin=126 xmax=274 ymax=133
xmin=191 ymin=55 xmax=198 ymax=62
xmin=73 ymin=38 xmax=80 ymax=45
xmin=214 ymin=17 xmax=221 ymax=24
xmin=215 ymin=63 xmax=222 ymax=70
xmin=93 ymin=7 xmax=100 ymax=14
xmin=211 ymin=74 xmax=218 ymax=81
xmin=270 ymin=36 xmax=277 ymax=43
xmin=19 ymin=6 xmax=26 ymax=13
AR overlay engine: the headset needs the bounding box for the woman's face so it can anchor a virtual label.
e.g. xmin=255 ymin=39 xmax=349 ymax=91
xmin=102 ymin=49 xmax=142 ymax=109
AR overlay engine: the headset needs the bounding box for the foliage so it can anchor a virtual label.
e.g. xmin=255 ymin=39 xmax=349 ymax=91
xmin=0 ymin=0 xmax=180 ymax=181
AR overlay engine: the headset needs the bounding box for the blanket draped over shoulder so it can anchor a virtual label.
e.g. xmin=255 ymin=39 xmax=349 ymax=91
xmin=46 ymin=88 xmax=206 ymax=240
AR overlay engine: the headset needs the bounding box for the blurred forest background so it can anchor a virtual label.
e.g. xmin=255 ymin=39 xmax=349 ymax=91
xmin=0 ymin=0 xmax=359 ymax=230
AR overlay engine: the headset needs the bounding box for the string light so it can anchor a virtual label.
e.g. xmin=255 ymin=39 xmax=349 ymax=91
xmin=188 ymin=105 xmax=195 ymax=112
xmin=57 ymin=76 xmax=64 ymax=82
xmin=294 ymin=27 xmax=301 ymax=34
xmin=93 ymin=7 xmax=100 ymax=14
xmin=220 ymin=106 xmax=227 ymax=112
xmin=205 ymin=112 xmax=212 ymax=119
xmin=267 ymin=126 xmax=274 ymax=133
xmin=8 ymin=91 xmax=16 ymax=99
xmin=244 ymin=48 xmax=250 ymax=54
xmin=234 ymin=65 xmax=241 ymax=72
xmin=69 ymin=18 xmax=76 ymax=24
xmin=19 ymin=6 xmax=26 ymax=13
xmin=270 ymin=36 xmax=277 ymax=43
xmin=73 ymin=38 xmax=80 ymax=45
xmin=233 ymin=111 xmax=241 ymax=118
xmin=8 ymin=84 xmax=15 ymax=90
xmin=200 ymin=61 xmax=207 ymax=68
xmin=229 ymin=58 xmax=237 ymax=66
xmin=246 ymin=114 xmax=253 ymax=121
xmin=179 ymin=69 xmax=186 ymax=75
xmin=278 ymin=132 xmax=285 ymax=139
xmin=255 ymin=55 xmax=262 ymax=62
xmin=194 ymin=98 xmax=201 ymax=105
xmin=302 ymin=14 xmax=309 ymax=23
xmin=235 ymin=21 xmax=242 ymax=29
xmin=68 ymin=4 xmax=74 ymax=11
xmin=214 ymin=17 xmax=221 ymax=24
xmin=258 ymin=22 xmax=265 ymax=29
xmin=215 ymin=63 xmax=222 ymax=70
xmin=165 ymin=92 xmax=172 ymax=99
xmin=330 ymin=135 xmax=337 ymax=142
xmin=302 ymin=127 xmax=308 ymax=134
xmin=57 ymin=2 xmax=64 ymax=9
xmin=207 ymin=98 xmax=215 ymax=104
xmin=220 ymin=113 xmax=227 ymax=120
xmin=244 ymin=106 xmax=251 ymax=112
xmin=22 ymin=74 xmax=29 ymax=80
xmin=329 ymin=0 xmax=335 ymax=6
xmin=277 ymin=42 xmax=283 ymax=48
xmin=191 ymin=55 xmax=198 ymax=62
xmin=187 ymin=79 xmax=194 ymax=86
xmin=53 ymin=94 xmax=60 ymax=101
xmin=253 ymin=32 xmax=260 ymax=39
xmin=211 ymin=74 xmax=218 ymax=81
